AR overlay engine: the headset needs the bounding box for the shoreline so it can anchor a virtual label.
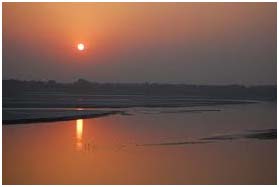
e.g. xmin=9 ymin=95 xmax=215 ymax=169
xmin=2 ymin=101 xmax=268 ymax=125
xmin=3 ymin=111 xmax=123 ymax=125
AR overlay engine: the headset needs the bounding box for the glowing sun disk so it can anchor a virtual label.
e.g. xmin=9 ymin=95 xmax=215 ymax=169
xmin=77 ymin=43 xmax=85 ymax=51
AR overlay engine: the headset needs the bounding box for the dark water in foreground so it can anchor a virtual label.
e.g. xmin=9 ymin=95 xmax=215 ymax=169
xmin=3 ymin=103 xmax=276 ymax=184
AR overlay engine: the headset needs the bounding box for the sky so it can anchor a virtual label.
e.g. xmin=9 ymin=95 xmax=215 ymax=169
xmin=3 ymin=3 xmax=277 ymax=85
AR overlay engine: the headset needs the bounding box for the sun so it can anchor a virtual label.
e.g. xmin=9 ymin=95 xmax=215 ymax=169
xmin=77 ymin=43 xmax=85 ymax=51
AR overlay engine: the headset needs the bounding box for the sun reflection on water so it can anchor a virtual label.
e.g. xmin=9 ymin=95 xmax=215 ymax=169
xmin=76 ymin=119 xmax=83 ymax=151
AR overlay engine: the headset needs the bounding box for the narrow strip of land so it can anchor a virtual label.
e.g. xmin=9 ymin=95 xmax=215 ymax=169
xmin=3 ymin=110 xmax=123 ymax=125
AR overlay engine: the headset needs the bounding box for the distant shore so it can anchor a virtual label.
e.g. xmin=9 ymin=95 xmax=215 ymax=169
xmin=4 ymin=97 xmax=258 ymax=109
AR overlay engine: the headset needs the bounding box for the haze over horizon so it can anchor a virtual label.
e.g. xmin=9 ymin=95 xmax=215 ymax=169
xmin=3 ymin=3 xmax=276 ymax=85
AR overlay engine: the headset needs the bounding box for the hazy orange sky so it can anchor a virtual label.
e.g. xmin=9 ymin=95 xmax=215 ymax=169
xmin=3 ymin=3 xmax=276 ymax=85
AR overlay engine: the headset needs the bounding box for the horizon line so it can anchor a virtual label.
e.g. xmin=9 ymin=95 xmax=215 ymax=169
xmin=3 ymin=78 xmax=277 ymax=87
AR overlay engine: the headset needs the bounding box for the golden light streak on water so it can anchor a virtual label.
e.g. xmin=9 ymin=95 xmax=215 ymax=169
xmin=76 ymin=119 xmax=83 ymax=150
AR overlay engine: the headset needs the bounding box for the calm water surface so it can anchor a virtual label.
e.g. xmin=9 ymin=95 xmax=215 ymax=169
xmin=3 ymin=103 xmax=276 ymax=184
